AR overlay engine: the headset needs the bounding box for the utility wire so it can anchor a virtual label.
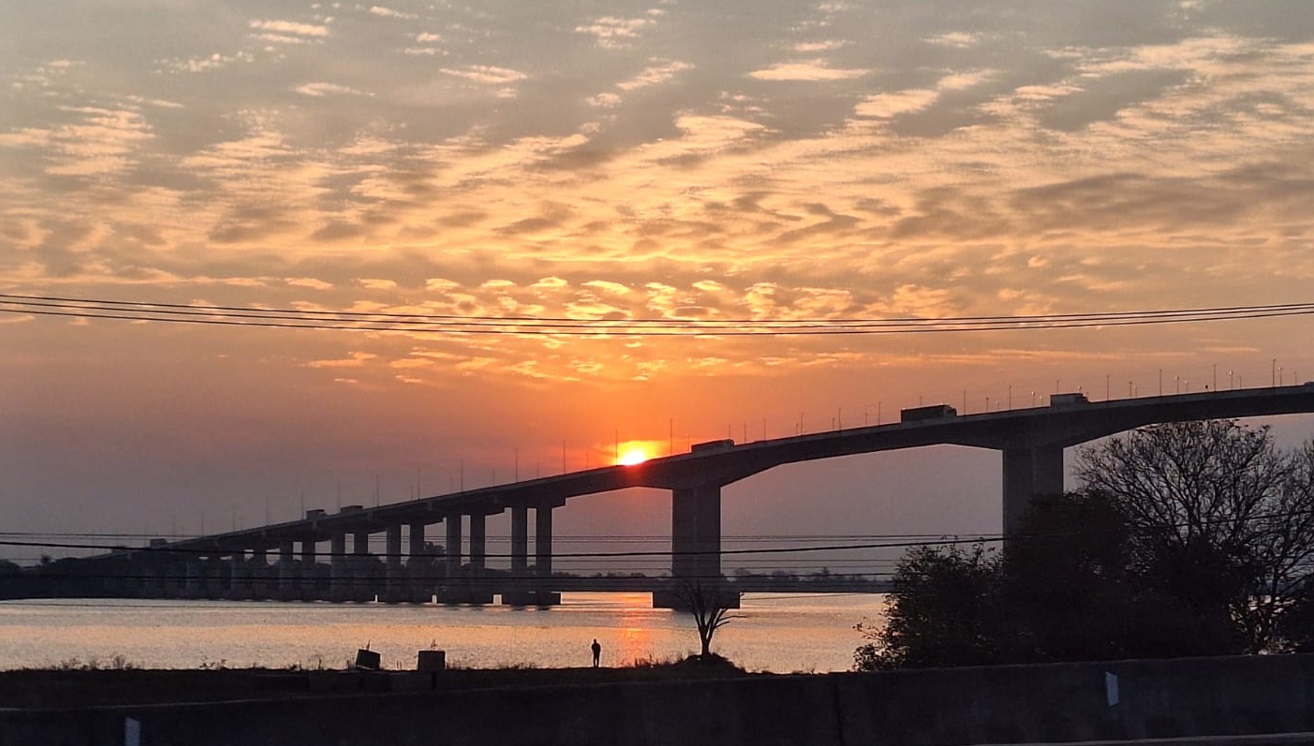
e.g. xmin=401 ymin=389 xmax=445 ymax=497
xmin=0 ymin=534 xmax=1003 ymax=559
xmin=3 ymin=293 xmax=1313 ymax=337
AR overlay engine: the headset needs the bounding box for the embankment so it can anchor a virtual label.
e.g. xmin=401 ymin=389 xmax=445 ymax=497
xmin=5 ymin=654 xmax=1314 ymax=745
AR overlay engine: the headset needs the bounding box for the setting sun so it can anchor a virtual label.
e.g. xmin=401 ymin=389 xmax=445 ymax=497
xmin=617 ymin=446 xmax=651 ymax=466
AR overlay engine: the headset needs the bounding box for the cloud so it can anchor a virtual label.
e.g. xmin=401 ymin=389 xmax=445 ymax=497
xmin=248 ymin=19 xmax=330 ymax=44
xmin=616 ymin=59 xmax=694 ymax=92
xmin=794 ymin=40 xmax=847 ymax=53
xmin=749 ymin=60 xmax=867 ymax=82
xmin=157 ymin=52 xmax=254 ymax=74
xmin=576 ymin=16 xmax=656 ymax=49
xmin=583 ymin=280 xmax=632 ymax=296
xmin=294 ymin=82 xmax=370 ymax=97
xmin=853 ymin=90 xmax=940 ymax=119
xmin=440 ymin=65 xmax=528 ymax=85
xmin=369 ymin=6 xmax=417 ymax=20
xmin=0 ymin=105 xmax=156 ymax=177
xmin=926 ymin=32 xmax=981 ymax=49
xmin=287 ymin=277 xmax=333 ymax=290
xmin=308 ymin=351 xmax=377 ymax=368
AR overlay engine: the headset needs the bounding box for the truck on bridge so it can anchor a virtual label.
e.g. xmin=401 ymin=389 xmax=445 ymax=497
xmin=900 ymin=403 xmax=958 ymax=423
xmin=691 ymin=439 xmax=736 ymax=453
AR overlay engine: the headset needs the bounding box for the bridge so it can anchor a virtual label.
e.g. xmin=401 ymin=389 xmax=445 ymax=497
xmin=19 ymin=383 xmax=1314 ymax=607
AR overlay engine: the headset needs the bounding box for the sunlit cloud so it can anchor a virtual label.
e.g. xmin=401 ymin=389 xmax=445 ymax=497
xmin=616 ymin=59 xmax=694 ymax=92
xmin=248 ymin=19 xmax=331 ymax=44
xmin=369 ymin=6 xmax=417 ymax=21
xmin=308 ymin=351 xmax=377 ymax=368
xmin=749 ymin=60 xmax=867 ymax=81
xmin=287 ymin=278 xmax=334 ymax=291
xmin=576 ymin=15 xmax=658 ymax=49
xmin=294 ymin=82 xmax=371 ymax=97
xmin=440 ymin=65 xmax=528 ymax=85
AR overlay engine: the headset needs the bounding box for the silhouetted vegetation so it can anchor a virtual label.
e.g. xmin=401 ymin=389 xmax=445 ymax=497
xmin=857 ymin=421 xmax=1314 ymax=669
xmin=674 ymin=579 xmax=744 ymax=658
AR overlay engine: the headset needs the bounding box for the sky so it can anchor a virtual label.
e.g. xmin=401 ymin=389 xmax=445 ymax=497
xmin=2 ymin=1 xmax=1314 ymax=572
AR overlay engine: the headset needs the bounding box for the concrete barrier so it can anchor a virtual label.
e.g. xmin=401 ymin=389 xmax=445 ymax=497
xmin=5 ymin=654 xmax=1314 ymax=746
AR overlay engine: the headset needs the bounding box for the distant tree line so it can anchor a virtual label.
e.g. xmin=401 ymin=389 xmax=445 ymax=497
xmin=856 ymin=420 xmax=1314 ymax=670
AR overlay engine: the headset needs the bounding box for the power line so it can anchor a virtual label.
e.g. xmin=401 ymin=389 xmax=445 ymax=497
xmin=2 ymin=293 xmax=1312 ymax=337
xmin=0 ymin=534 xmax=1003 ymax=559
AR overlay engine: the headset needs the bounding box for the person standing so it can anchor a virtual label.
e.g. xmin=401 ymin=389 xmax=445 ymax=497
xmin=591 ymin=638 xmax=601 ymax=668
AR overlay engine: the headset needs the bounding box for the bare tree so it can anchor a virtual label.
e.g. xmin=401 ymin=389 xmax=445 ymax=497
xmin=1076 ymin=420 xmax=1314 ymax=651
xmin=674 ymin=578 xmax=744 ymax=658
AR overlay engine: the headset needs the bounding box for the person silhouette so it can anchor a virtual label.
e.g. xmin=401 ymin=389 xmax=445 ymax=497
xmin=591 ymin=638 xmax=601 ymax=668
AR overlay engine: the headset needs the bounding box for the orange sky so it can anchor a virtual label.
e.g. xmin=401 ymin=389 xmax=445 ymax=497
xmin=2 ymin=1 xmax=1313 ymax=566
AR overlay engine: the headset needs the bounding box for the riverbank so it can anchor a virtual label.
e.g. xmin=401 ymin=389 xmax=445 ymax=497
xmin=0 ymin=655 xmax=752 ymax=709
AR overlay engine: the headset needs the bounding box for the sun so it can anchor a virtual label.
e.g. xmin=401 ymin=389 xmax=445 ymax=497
xmin=617 ymin=446 xmax=650 ymax=466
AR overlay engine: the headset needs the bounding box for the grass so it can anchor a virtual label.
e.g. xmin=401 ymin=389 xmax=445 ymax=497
xmin=0 ymin=653 xmax=760 ymax=709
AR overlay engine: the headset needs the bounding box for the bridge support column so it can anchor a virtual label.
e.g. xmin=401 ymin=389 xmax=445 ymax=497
xmin=1002 ymin=445 xmax=1065 ymax=536
xmin=351 ymin=531 xmax=372 ymax=602
xmin=184 ymin=560 xmax=202 ymax=599
xmin=251 ymin=546 xmax=269 ymax=600
xmin=463 ymin=513 xmax=494 ymax=605
xmin=502 ymin=504 xmax=536 ymax=606
xmin=300 ymin=539 xmax=318 ymax=599
xmin=437 ymin=515 xmax=466 ymax=604
xmin=510 ymin=505 xmax=528 ymax=573
xmin=229 ymin=552 xmax=251 ymax=600
xmin=384 ymin=524 xmax=403 ymax=603
xmin=408 ymin=522 xmax=430 ymax=603
xmin=469 ymin=514 xmax=486 ymax=574
xmin=527 ymin=501 xmax=562 ymax=606
xmin=277 ymin=541 xmax=295 ymax=600
xmin=655 ymin=483 xmax=736 ymax=610
xmin=444 ymin=516 xmax=462 ymax=576
xmin=535 ymin=502 xmax=553 ymax=580
xmin=408 ymin=522 xmax=426 ymax=559
xmin=330 ymin=532 xmax=348 ymax=602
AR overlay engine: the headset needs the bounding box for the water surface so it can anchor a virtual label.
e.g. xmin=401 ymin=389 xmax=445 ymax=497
xmin=0 ymin=592 xmax=887 ymax=673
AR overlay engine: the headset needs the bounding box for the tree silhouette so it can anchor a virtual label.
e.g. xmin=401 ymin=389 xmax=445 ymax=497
xmin=674 ymin=578 xmax=743 ymax=658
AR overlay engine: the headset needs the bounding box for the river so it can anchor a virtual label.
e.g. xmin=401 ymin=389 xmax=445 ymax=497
xmin=0 ymin=592 xmax=887 ymax=673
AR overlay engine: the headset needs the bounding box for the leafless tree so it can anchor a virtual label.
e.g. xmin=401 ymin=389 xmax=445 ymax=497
xmin=674 ymin=578 xmax=744 ymax=658
xmin=1076 ymin=420 xmax=1314 ymax=651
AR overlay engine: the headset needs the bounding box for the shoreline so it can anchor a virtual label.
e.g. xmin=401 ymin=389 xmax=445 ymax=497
xmin=0 ymin=655 xmax=757 ymax=709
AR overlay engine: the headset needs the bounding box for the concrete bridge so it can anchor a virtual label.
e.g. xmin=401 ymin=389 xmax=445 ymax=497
xmin=61 ymin=383 xmax=1314 ymax=607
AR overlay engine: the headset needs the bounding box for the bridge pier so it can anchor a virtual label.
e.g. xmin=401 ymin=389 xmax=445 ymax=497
xmin=1001 ymin=445 xmax=1065 ymax=535
xmin=384 ymin=525 xmax=403 ymax=603
xmin=407 ymin=521 xmax=431 ymax=602
xmin=351 ymin=531 xmax=372 ymax=602
xmin=300 ymin=539 xmax=318 ymax=599
xmin=437 ymin=514 xmax=491 ymax=604
xmin=501 ymin=504 xmax=531 ymax=605
xmin=510 ymin=504 xmax=528 ymax=574
xmin=504 ymin=500 xmax=561 ymax=605
xmin=654 ymin=483 xmax=737 ymax=610
xmin=184 ymin=560 xmax=202 ymax=599
xmin=251 ymin=546 xmax=270 ymax=600
xmin=469 ymin=513 xmax=487 ymax=573
xmin=444 ymin=516 xmax=462 ymax=577
xmin=277 ymin=541 xmax=295 ymax=600
xmin=330 ymin=532 xmax=348 ymax=602
xmin=533 ymin=500 xmax=561 ymax=605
